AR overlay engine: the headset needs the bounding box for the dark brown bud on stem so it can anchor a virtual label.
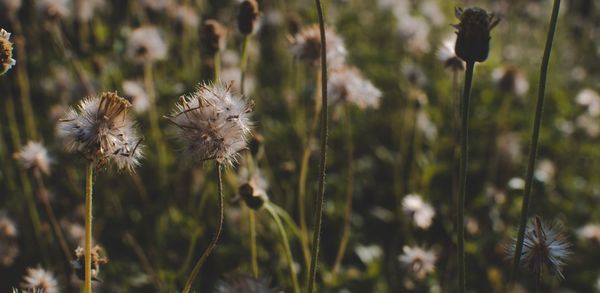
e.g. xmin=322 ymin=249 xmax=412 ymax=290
xmin=454 ymin=7 xmax=499 ymax=64
xmin=202 ymin=20 xmax=226 ymax=56
xmin=237 ymin=0 xmax=260 ymax=35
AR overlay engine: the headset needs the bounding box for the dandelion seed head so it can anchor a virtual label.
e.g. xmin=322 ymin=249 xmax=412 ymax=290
xmin=328 ymin=67 xmax=381 ymax=110
xmin=14 ymin=141 xmax=53 ymax=175
xmin=122 ymin=80 xmax=150 ymax=113
xmin=57 ymin=92 xmax=144 ymax=172
xmin=289 ymin=24 xmax=347 ymax=70
xmin=126 ymin=26 xmax=167 ymax=64
xmin=21 ymin=267 xmax=59 ymax=293
xmin=398 ymin=246 xmax=436 ymax=280
xmin=0 ymin=213 xmax=19 ymax=266
xmin=0 ymin=29 xmax=16 ymax=75
xmin=402 ymin=194 xmax=435 ymax=229
xmin=168 ymin=82 xmax=253 ymax=167
xmin=37 ymin=0 xmax=71 ymax=20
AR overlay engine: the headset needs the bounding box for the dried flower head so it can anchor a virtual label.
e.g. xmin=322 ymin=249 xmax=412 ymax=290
xmin=402 ymin=194 xmax=435 ymax=230
xmin=398 ymin=246 xmax=437 ymax=280
xmin=126 ymin=26 xmax=167 ymax=64
xmin=21 ymin=267 xmax=59 ymax=293
xmin=508 ymin=217 xmax=572 ymax=279
xmin=202 ymin=20 xmax=227 ymax=56
xmin=37 ymin=0 xmax=71 ymax=20
xmin=72 ymin=245 xmax=108 ymax=281
xmin=328 ymin=67 xmax=382 ymax=110
xmin=492 ymin=65 xmax=529 ymax=96
xmin=437 ymin=35 xmax=465 ymax=72
xmin=0 ymin=29 xmax=16 ymax=75
xmin=289 ymin=24 xmax=347 ymax=70
xmin=238 ymin=0 xmax=260 ymax=35
xmin=0 ymin=213 xmax=19 ymax=266
xmin=215 ymin=272 xmax=276 ymax=293
xmin=167 ymin=82 xmax=253 ymax=167
xmin=0 ymin=0 xmax=22 ymax=16
xmin=57 ymin=91 xmax=143 ymax=171
xmin=454 ymin=7 xmax=499 ymax=63
xmin=122 ymin=80 xmax=150 ymax=113
xmin=169 ymin=4 xmax=200 ymax=31
xmin=14 ymin=141 xmax=52 ymax=175
xmin=237 ymin=166 xmax=268 ymax=210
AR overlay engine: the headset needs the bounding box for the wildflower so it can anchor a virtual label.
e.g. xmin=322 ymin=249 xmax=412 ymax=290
xmin=492 ymin=65 xmax=529 ymax=96
xmin=576 ymin=88 xmax=600 ymax=117
xmin=37 ymin=0 xmax=71 ymax=20
xmin=126 ymin=26 xmax=167 ymax=64
xmin=21 ymin=267 xmax=59 ymax=293
xmin=72 ymin=245 xmax=108 ymax=282
xmin=14 ymin=141 xmax=52 ymax=175
xmin=166 ymin=82 xmax=253 ymax=167
xmin=122 ymin=80 xmax=150 ymax=113
xmin=577 ymin=223 xmax=600 ymax=244
xmin=289 ymin=24 xmax=347 ymax=70
xmin=57 ymin=91 xmax=144 ymax=171
xmin=202 ymin=20 xmax=227 ymax=56
xmin=0 ymin=213 xmax=19 ymax=266
xmin=398 ymin=246 xmax=436 ymax=280
xmin=215 ymin=272 xmax=275 ymax=293
xmin=237 ymin=0 xmax=260 ymax=35
xmin=0 ymin=28 xmax=16 ymax=75
xmin=328 ymin=67 xmax=381 ymax=109
xmin=0 ymin=0 xmax=22 ymax=16
xmin=402 ymin=194 xmax=435 ymax=229
xmin=508 ymin=217 xmax=571 ymax=279
xmin=237 ymin=165 xmax=268 ymax=209
xmin=437 ymin=35 xmax=465 ymax=72
xmin=453 ymin=7 xmax=500 ymax=63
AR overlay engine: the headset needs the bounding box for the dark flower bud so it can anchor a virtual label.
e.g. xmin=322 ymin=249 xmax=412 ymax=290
xmin=239 ymin=183 xmax=267 ymax=210
xmin=202 ymin=20 xmax=227 ymax=56
xmin=237 ymin=0 xmax=260 ymax=35
xmin=453 ymin=7 xmax=499 ymax=63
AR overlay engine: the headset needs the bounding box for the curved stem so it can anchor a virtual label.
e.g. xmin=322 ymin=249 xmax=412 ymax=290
xmin=307 ymin=0 xmax=328 ymax=290
xmin=249 ymin=209 xmax=259 ymax=278
xmin=84 ymin=162 xmax=94 ymax=293
xmin=511 ymin=0 xmax=561 ymax=283
xmin=457 ymin=61 xmax=474 ymax=293
xmin=265 ymin=204 xmax=300 ymax=293
xmin=183 ymin=163 xmax=224 ymax=293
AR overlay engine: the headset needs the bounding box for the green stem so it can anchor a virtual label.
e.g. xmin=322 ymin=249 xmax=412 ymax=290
xmin=265 ymin=203 xmax=300 ymax=293
xmin=240 ymin=35 xmax=249 ymax=94
xmin=511 ymin=0 xmax=561 ymax=283
xmin=11 ymin=18 xmax=38 ymax=140
xmin=214 ymin=52 xmax=221 ymax=84
xmin=84 ymin=162 xmax=94 ymax=293
xmin=458 ymin=61 xmax=474 ymax=293
xmin=307 ymin=0 xmax=328 ymax=291
xmin=144 ymin=63 xmax=168 ymax=185
xmin=183 ymin=163 xmax=224 ymax=293
xmin=249 ymin=209 xmax=259 ymax=278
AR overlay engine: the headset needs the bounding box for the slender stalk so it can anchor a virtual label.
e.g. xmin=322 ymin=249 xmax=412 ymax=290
xmin=249 ymin=209 xmax=259 ymax=278
xmin=332 ymin=104 xmax=354 ymax=274
xmin=265 ymin=204 xmax=300 ymax=293
xmin=240 ymin=35 xmax=249 ymax=94
xmin=307 ymin=0 xmax=328 ymax=290
xmin=534 ymin=269 xmax=541 ymax=293
xmin=84 ymin=162 xmax=94 ymax=293
xmin=144 ymin=63 xmax=168 ymax=184
xmin=457 ymin=61 xmax=475 ymax=293
xmin=511 ymin=0 xmax=561 ymax=283
xmin=214 ymin=52 xmax=221 ymax=83
xmin=183 ymin=163 xmax=224 ymax=293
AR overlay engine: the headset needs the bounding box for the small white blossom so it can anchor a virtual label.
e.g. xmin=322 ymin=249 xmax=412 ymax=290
xmin=328 ymin=67 xmax=381 ymax=109
xmin=398 ymin=246 xmax=436 ymax=280
xmin=577 ymin=223 xmax=600 ymax=244
xmin=289 ymin=24 xmax=347 ymax=70
xmin=402 ymin=194 xmax=435 ymax=229
xmin=576 ymin=88 xmax=600 ymax=117
xmin=14 ymin=141 xmax=52 ymax=175
xmin=126 ymin=26 xmax=167 ymax=64
xmin=21 ymin=267 xmax=59 ymax=293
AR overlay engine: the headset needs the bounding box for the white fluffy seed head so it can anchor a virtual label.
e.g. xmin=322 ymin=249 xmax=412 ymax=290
xmin=21 ymin=267 xmax=59 ymax=293
xmin=126 ymin=26 xmax=167 ymax=64
xmin=122 ymin=80 xmax=150 ymax=113
xmin=398 ymin=246 xmax=437 ymax=280
xmin=167 ymin=82 xmax=253 ymax=167
xmin=56 ymin=92 xmax=144 ymax=172
xmin=14 ymin=141 xmax=52 ymax=175
xmin=402 ymin=194 xmax=435 ymax=229
xmin=289 ymin=24 xmax=347 ymax=70
xmin=328 ymin=66 xmax=381 ymax=109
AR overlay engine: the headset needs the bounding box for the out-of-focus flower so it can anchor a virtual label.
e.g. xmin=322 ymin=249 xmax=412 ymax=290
xmin=126 ymin=26 xmax=167 ymax=64
xmin=454 ymin=7 xmax=500 ymax=63
xmin=61 ymin=219 xmax=85 ymax=248
xmin=57 ymin=92 xmax=144 ymax=171
xmin=14 ymin=141 xmax=52 ymax=175
xmin=355 ymin=244 xmax=383 ymax=265
xmin=75 ymin=0 xmax=105 ymax=22
xmin=402 ymin=194 xmax=435 ymax=229
xmin=576 ymin=88 xmax=600 ymax=117
xmin=577 ymin=223 xmax=600 ymax=244
xmin=289 ymin=24 xmax=347 ymax=70
xmin=402 ymin=62 xmax=427 ymax=87
xmin=508 ymin=217 xmax=571 ymax=279
xmin=420 ymin=0 xmax=445 ymax=27
xmin=167 ymin=82 xmax=253 ymax=167
xmin=508 ymin=177 xmax=525 ymax=190
xmin=237 ymin=165 xmax=268 ymax=209
xmin=496 ymin=132 xmax=522 ymax=165
xmin=140 ymin=0 xmax=171 ymax=12
xmin=72 ymin=245 xmax=107 ymax=281
xmin=328 ymin=66 xmax=381 ymax=110
xmin=237 ymin=0 xmax=260 ymax=35
xmin=215 ymin=272 xmax=276 ymax=293
xmin=122 ymin=80 xmax=150 ymax=113
xmin=0 ymin=29 xmax=16 ymax=75
xmin=202 ymin=20 xmax=227 ymax=56
xmin=398 ymin=246 xmax=436 ymax=280
xmin=417 ymin=111 xmax=437 ymax=141
xmin=491 ymin=65 xmax=529 ymax=96
xmin=169 ymin=4 xmax=199 ymax=30
xmin=437 ymin=35 xmax=464 ymax=72
xmin=37 ymin=0 xmax=71 ymax=20
xmin=396 ymin=15 xmax=431 ymax=54
xmin=21 ymin=267 xmax=59 ymax=293
xmin=220 ymin=50 xmax=256 ymax=93
xmin=576 ymin=114 xmax=600 ymax=138
xmin=534 ymin=159 xmax=556 ymax=183
xmin=0 ymin=0 xmax=21 ymax=17
xmin=0 ymin=213 xmax=19 ymax=266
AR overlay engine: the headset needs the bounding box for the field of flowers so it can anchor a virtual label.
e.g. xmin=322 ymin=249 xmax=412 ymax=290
xmin=1 ymin=0 xmax=600 ymax=292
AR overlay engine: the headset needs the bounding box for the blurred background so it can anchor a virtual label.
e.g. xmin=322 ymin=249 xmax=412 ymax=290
xmin=1 ymin=0 xmax=600 ymax=292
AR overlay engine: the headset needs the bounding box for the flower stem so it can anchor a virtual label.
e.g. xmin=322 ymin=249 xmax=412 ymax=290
xmin=458 ymin=60 xmax=474 ymax=293
xmin=265 ymin=203 xmax=300 ymax=293
xmin=84 ymin=162 xmax=94 ymax=293
xmin=240 ymin=35 xmax=249 ymax=94
xmin=183 ymin=163 xmax=224 ymax=293
xmin=144 ymin=63 xmax=168 ymax=186
xmin=307 ymin=0 xmax=328 ymax=290
xmin=511 ymin=0 xmax=561 ymax=283
xmin=249 ymin=209 xmax=259 ymax=278
xmin=214 ymin=52 xmax=221 ymax=84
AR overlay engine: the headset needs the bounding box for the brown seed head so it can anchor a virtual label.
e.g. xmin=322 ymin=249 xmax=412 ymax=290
xmin=237 ymin=0 xmax=260 ymax=35
xmin=202 ymin=19 xmax=227 ymax=56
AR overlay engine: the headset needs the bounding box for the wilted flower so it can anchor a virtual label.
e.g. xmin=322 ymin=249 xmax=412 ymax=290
xmin=492 ymin=65 xmax=529 ymax=96
xmin=577 ymin=223 xmax=600 ymax=244
xmin=0 ymin=213 xmax=19 ymax=266
xmin=126 ymin=26 xmax=167 ymax=64
xmin=202 ymin=20 xmax=227 ymax=56
xmin=37 ymin=0 xmax=71 ymax=20
xmin=454 ymin=7 xmax=500 ymax=63
xmin=21 ymin=267 xmax=59 ymax=293
xmin=215 ymin=272 xmax=276 ymax=293
xmin=437 ymin=35 xmax=464 ymax=72
xmin=402 ymin=194 xmax=435 ymax=229
xmin=289 ymin=24 xmax=347 ymax=70
xmin=0 ymin=28 xmax=16 ymax=75
xmin=328 ymin=67 xmax=381 ymax=109
xmin=122 ymin=80 xmax=150 ymax=113
xmin=237 ymin=165 xmax=268 ymax=209
xmin=0 ymin=0 xmax=22 ymax=16
xmin=57 ymin=92 xmax=144 ymax=171
xmin=576 ymin=88 xmax=600 ymax=117
xmin=167 ymin=82 xmax=253 ymax=167
xmin=14 ymin=141 xmax=52 ymax=175
xmin=508 ymin=217 xmax=571 ymax=279
xmin=238 ymin=0 xmax=260 ymax=35
xmin=398 ymin=246 xmax=437 ymax=280
xmin=72 ymin=245 xmax=108 ymax=281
